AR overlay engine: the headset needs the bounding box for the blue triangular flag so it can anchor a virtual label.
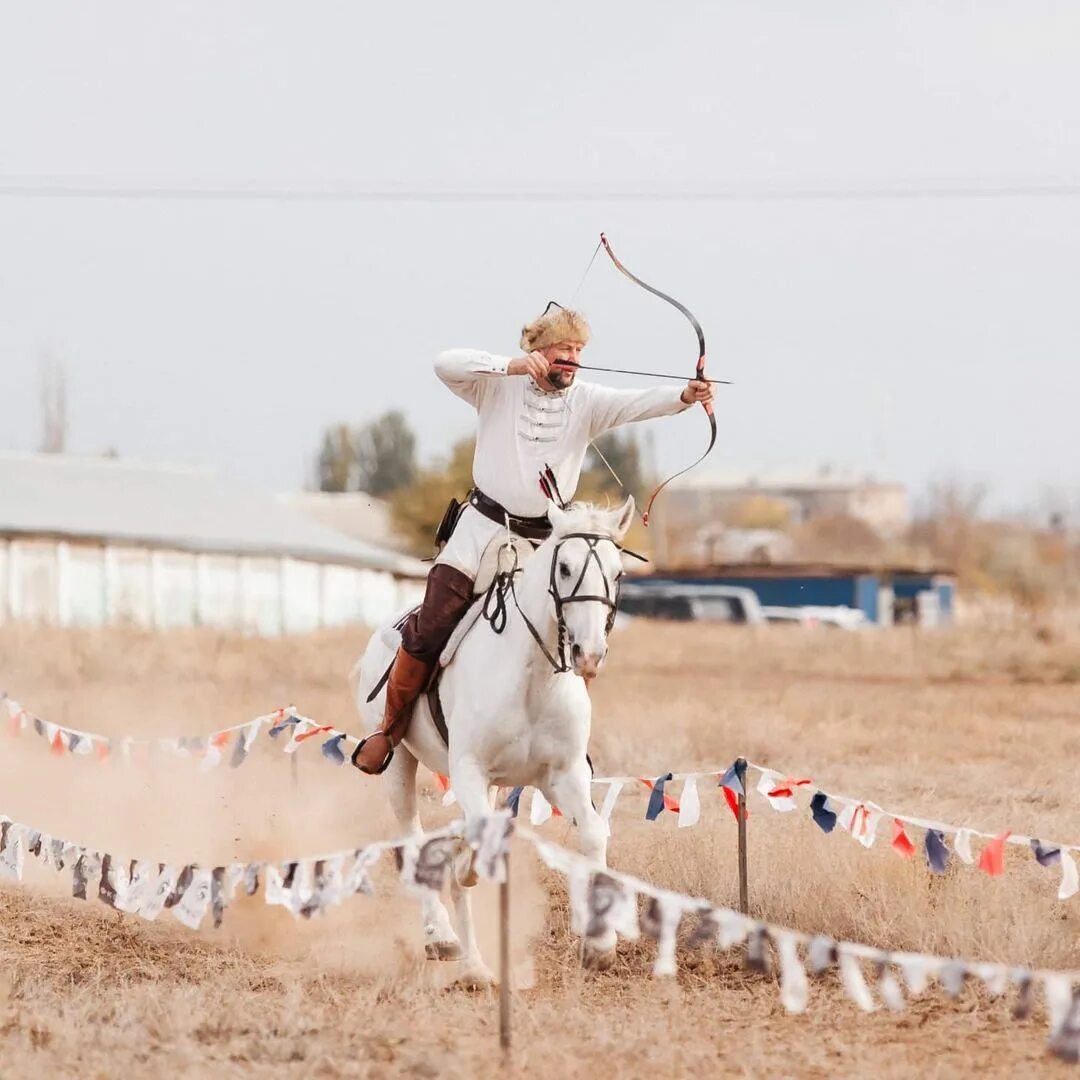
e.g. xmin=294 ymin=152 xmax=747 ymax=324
xmin=645 ymin=773 xmax=674 ymax=821
xmin=925 ymin=829 xmax=950 ymax=874
xmin=718 ymin=761 xmax=744 ymax=796
xmin=320 ymin=734 xmax=346 ymax=765
xmin=229 ymin=734 xmax=249 ymax=768
xmin=268 ymin=715 xmax=299 ymax=738
xmin=507 ymin=787 xmax=523 ymax=818
xmin=809 ymin=792 xmax=836 ymax=833
xmin=1030 ymin=839 xmax=1062 ymax=867
xmin=67 ymin=731 xmax=84 ymax=752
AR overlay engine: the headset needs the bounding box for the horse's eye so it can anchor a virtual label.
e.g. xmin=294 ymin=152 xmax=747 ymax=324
xmin=559 ymin=562 xmax=571 ymax=578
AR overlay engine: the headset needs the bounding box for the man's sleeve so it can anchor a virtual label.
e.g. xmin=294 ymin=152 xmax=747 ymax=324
xmin=434 ymin=349 xmax=512 ymax=408
xmin=585 ymin=383 xmax=691 ymax=439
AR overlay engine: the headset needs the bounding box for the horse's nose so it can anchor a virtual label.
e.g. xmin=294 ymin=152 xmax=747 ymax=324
xmin=571 ymin=643 xmax=605 ymax=678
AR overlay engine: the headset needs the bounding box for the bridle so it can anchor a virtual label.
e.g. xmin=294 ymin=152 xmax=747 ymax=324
xmin=481 ymin=531 xmax=644 ymax=674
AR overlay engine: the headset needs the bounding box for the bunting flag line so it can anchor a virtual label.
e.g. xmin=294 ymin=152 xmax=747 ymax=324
xmin=1 ymin=794 xmax=1079 ymax=1064
xmin=0 ymin=805 xmax=512 ymax=931
xmin=7 ymin=690 xmax=1080 ymax=902
xmin=519 ymin=827 xmax=1080 ymax=1064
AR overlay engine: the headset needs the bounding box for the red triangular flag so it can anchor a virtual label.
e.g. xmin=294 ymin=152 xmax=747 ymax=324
xmin=50 ymin=729 xmax=66 ymax=756
xmin=94 ymin=739 xmax=110 ymax=763
xmin=891 ymin=818 xmax=915 ymax=859
xmin=434 ymin=772 xmax=451 ymax=793
xmin=293 ymin=724 xmax=335 ymax=743
xmin=978 ymin=831 xmax=1011 ymax=876
xmin=210 ymin=730 xmax=233 ymax=750
xmin=722 ymin=786 xmax=749 ymax=821
xmin=8 ymin=709 xmax=22 ymax=737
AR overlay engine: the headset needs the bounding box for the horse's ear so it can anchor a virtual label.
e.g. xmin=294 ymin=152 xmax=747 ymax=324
xmin=547 ymin=499 xmax=569 ymax=536
xmin=612 ymin=495 xmax=635 ymax=541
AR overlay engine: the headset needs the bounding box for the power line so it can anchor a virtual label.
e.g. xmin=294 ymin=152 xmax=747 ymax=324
xmin=1 ymin=179 xmax=1080 ymax=203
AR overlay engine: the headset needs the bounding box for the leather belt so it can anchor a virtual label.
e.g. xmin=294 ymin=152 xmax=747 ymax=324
xmin=467 ymin=489 xmax=552 ymax=542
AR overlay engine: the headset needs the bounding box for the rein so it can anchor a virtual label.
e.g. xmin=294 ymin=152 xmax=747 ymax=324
xmin=481 ymin=531 xmax=645 ymax=674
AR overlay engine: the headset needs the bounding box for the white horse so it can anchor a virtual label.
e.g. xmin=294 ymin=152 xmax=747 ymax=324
xmin=353 ymin=496 xmax=636 ymax=983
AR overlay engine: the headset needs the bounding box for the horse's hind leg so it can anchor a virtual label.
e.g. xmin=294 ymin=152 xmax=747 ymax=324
xmin=386 ymin=745 xmax=461 ymax=960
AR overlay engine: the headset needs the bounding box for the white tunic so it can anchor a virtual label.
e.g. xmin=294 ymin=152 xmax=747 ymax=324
xmin=433 ymin=348 xmax=691 ymax=579
xmin=435 ymin=349 xmax=690 ymax=517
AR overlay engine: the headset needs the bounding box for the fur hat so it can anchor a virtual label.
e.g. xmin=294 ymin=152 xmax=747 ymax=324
xmin=520 ymin=304 xmax=590 ymax=352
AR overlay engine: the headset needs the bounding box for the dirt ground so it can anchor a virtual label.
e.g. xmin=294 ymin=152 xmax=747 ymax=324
xmin=1 ymin=619 xmax=1079 ymax=1078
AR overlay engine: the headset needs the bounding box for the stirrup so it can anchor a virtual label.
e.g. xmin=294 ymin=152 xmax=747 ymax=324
xmin=351 ymin=734 xmax=395 ymax=776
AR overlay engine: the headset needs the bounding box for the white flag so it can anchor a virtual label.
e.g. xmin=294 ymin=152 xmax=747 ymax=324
xmin=1059 ymin=852 xmax=1079 ymax=901
xmin=776 ymin=932 xmax=809 ymax=1013
xmin=678 ymin=776 xmax=701 ymax=828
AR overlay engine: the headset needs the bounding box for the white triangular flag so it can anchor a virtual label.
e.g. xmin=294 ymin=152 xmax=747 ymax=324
xmin=1045 ymin=974 xmax=1075 ymax=1034
xmin=776 ymin=932 xmax=809 ymax=1013
xmin=839 ymin=951 xmax=876 ymax=1012
xmin=897 ymin=954 xmax=932 ymax=996
xmin=442 ymin=788 xmax=457 ymax=807
xmin=837 ymin=803 xmax=881 ymax=848
xmin=343 ymin=847 xmax=382 ymax=896
xmin=1059 ymin=852 xmax=1079 ymax=900
xmin=975 ymin=963 xmax=1009 ymax=997
xmin=877 ymin=963 xmax=906 ymax=1012
xmin=173 ymin=868 xmax=213 ymax=929
xmin=648 ymin=894 xmax=683 ymax=978
xmin=756 ymin=769 xmax=798 ymax=812
xmin=678 ymin=776 xmax=701 ymax=828
xmin=116 ymin=860 xmax=155 ymax=913
xmin=954 ymin=828 xmax=975 ymax=865
xmin=600 ymin=781 xmax=626 ymax=820
xmin=0 ymin=822 xmax=26 ymax=880
xmin=224 ymin=863 xmax=247 ymax=900
xmin=717 ymin=909 xmax=749 ymax=949
xmin=138 ymin=866 xmax=178 ymax=921
xmin=283 ymin=720 xmax=315 ymax=753
xmin=264 ymin=864 xmax=291 ymax=908
xmin=530 ymin=789 xmax=553 ymax=826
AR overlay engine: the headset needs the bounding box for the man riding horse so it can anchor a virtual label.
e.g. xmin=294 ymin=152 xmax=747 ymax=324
xmin=352 ymin=303 xmax=714 ymax=775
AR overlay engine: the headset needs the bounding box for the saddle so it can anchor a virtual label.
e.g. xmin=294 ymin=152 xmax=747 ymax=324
xmin=368 ymin=535 xmax=538 ymax=748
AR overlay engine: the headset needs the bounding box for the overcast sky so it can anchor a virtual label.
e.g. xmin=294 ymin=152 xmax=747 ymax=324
xmin=1 ymin=2 xmax=1078 ymax=512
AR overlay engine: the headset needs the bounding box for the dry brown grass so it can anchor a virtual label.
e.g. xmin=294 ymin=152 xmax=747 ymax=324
xmin=1 ymin=620 xmax=1078 ymax=1077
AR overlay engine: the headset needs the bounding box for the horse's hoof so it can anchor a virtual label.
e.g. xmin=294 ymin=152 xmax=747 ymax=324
xmin=451 ymin=968 xmax=496 ymax=992
xmin=582 ymin=942 xmax=617 ymax=971
xmin=425 ymin=940 xmax=463 ymax=962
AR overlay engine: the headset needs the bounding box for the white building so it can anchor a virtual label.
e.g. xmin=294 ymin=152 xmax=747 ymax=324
xmin=652 ymin=465 xmax=909 ymax=565
xmin=0 ymin=453 xmax=426 ymax=635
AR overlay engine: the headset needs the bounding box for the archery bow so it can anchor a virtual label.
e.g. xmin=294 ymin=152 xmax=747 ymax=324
xmin=596 ymin=232 xmax=717 ymax=526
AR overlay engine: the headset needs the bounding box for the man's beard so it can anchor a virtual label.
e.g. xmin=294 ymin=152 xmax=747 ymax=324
xmin=546 ymin=366 xmax=576 ymax=390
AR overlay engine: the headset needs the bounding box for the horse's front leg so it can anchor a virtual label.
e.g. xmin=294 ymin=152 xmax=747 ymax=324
xmin=385 ymin=746 xmax=461 ymax=960
xmin=544 ymin=760 xmax=617 ymax=970
xmin=447 ymin=753 xmax=496 ymax=986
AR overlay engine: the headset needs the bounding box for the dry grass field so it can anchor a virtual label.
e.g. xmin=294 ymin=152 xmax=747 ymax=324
xmin=2 ymin=618 xmax=1079 ymax=1078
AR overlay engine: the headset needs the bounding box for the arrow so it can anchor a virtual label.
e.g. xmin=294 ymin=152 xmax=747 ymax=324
xmin=552 ymin=361 xmax=732 ymax=385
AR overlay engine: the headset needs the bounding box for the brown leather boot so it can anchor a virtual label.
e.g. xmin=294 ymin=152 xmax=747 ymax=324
xmin=352 ymin=648 xmax=433 ymax=774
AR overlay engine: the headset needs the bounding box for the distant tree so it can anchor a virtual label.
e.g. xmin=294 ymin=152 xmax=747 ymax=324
xmin=38 ymin=351 xmax=67 ymax=454
xmin=315 ymin=411 xmax=417 ymax=495
xmin=317 ymin=423 xmax=354 ymax=493
xmin=390 ymin=437 xmax=475 ymax=555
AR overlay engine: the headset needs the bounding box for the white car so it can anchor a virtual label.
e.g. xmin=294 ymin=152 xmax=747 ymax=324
xmin=761 ymin=605 xmax=869 ymax=630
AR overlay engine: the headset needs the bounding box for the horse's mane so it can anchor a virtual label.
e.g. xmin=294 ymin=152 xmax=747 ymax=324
xmin=550 ymin=501 xmax=621 ymax=539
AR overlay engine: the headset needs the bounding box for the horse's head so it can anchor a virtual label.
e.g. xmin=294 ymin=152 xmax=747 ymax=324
xmin=545 ymin=495 xmax=636 ymax=679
